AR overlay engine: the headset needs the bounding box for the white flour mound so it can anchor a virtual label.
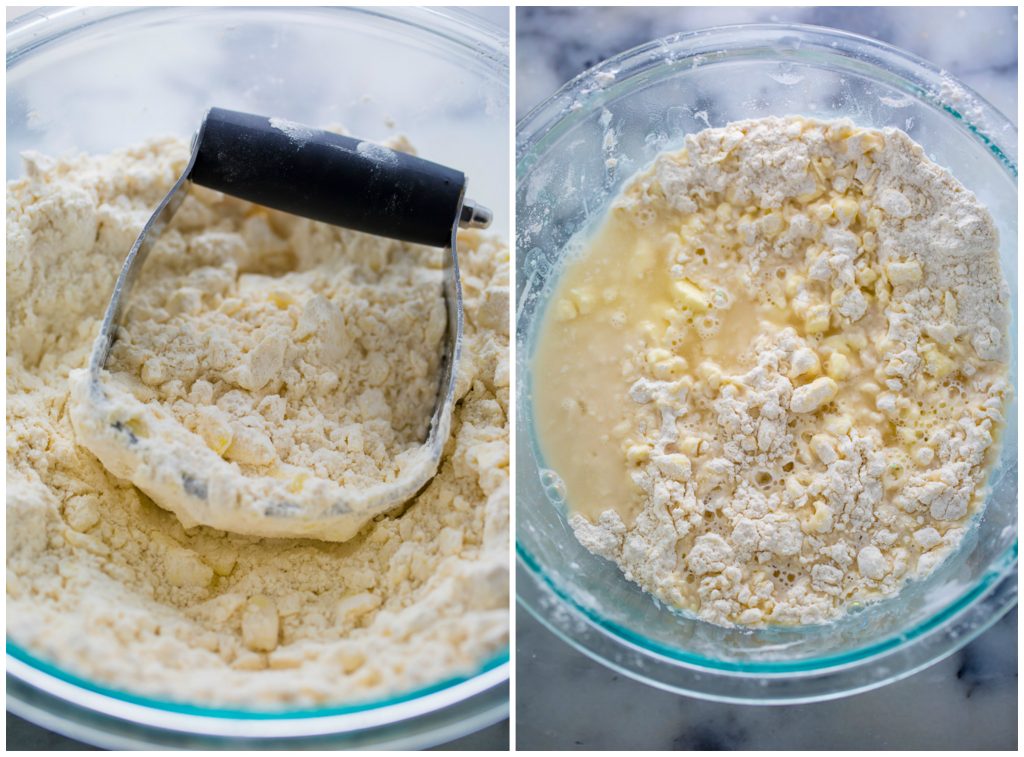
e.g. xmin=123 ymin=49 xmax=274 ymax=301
xmin=6 ymin=137 xmax=509 ymax=705
xmin=571 ymin=117 xmax=1010 ymax=627
xmin=65 ymin=136 xmax=452 ymax=541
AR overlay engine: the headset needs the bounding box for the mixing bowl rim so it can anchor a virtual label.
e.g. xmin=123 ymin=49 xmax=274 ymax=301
xmin=7 ymin=646 xmax=510 ymax=737
xmin=7 ymin=5 xmax=509 ymax=72
xmin=7 ymin=2 xmax=509 ymax=740
xmin=516 ymin=560 xmax=1017 ymax=704
xmin=516 ymin=540 xmax=1016 ymax=676
xmin=515 ymin=20 xmax=1017 ymax=680
xmin=516 ymin=22 xmax=1018 ymax=174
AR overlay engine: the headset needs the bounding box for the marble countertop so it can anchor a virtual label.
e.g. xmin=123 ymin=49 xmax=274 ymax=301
xmin=5 ymin=711 xmax=509 ymax=751
xmin=516 ymin=5 xmax=1017 ymax=751
xmin=4 ymin=5 xmax=509 ymax=751
xmin=517 ymin=6 xmax=1018 ymax=122
xmin=517 ymin=609 xmax=1016 ymax=750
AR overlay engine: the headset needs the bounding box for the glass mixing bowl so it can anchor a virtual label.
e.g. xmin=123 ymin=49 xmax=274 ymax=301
xmin=7 ymin=6 xmax=508 ymax=748
xmin=516 ymin=24 xmax=1017 ymax=703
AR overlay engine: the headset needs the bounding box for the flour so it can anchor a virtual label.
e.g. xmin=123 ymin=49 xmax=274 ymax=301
xmin=268 ymin=117 xmax=314 ymax=144
xmin=6 ymin=137 xmax=509 ymax=705
xmin=66 ymin=144 xmax=451 ymax=540
xmin=563 ymin=117 xmax=1009 ymax=627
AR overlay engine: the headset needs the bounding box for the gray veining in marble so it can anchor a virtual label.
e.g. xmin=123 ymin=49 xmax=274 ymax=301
xmin=515 ymin=5 xmax=1017 ymax=751
xmin=517 ymin=6 xmax=1018 ymax=123
xmin=517 ymin=608 xmax=1016 ymax=750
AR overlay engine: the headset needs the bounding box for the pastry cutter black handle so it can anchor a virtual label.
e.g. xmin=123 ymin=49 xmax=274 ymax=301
xmin=189 ymin=107 xmax=490 ymax=248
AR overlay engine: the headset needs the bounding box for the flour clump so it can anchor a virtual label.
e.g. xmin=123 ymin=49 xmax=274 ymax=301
xmin=534 ymin=116 xmax=1009 ymax=627
xmin=7 ymin=136 xmax=509 ymax=704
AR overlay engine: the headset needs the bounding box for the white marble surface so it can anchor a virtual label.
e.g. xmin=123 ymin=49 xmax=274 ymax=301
xmin=517 ymin=608 xmax=1016 ymax=750
xmin=5 ymin=5 xmax=509 ymax=751
xmin=517 ymin=6 xmax=1018 ymax=122
xmin=515 ymin=5 xmax=1017 ymax=751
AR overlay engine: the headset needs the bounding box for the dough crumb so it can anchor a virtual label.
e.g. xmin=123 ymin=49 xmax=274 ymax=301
xmin=6 ymin=137 xmax=509 ymax=705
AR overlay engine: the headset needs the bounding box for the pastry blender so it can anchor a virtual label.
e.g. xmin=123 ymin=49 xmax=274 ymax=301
xmin=70 ymin=108 xmax=490 ymax=540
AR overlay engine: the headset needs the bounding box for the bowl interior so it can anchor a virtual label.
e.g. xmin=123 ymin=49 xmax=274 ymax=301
xmin=516 ymin=26 xmax=1017 ymax=670
xmin=7 ymin=4 xmax=509 ymax=728
xmin=7 ymin=6 xmax=509 ymax=238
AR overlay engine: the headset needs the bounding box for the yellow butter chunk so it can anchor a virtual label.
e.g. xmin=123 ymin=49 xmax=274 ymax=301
xmin=806 ymin=501 xmax=834 ymax=534
xmin=242 ymin=595 xmax=280 ymax=653
xmin=784 ymin=274 xmax=805 ymax=298
xmin=760 ymin=211 xmax=784 ymax=238
xmin=680 ymin=436 xmax=703 ymax=456
xmin=825 ymin=352 xmax=851 ymax=380
xmin=831 ymin=197 xmax=859 ymax=226
xmin=654 ymin=453 xmax=692 ymax=482
xmin=651 ymin=356 xmax=688 ymax=380
xmin=789 ymin=347 xmax=821 ymax=380
xmin=887 ymin=261 xmax=923 ymax=286
xmin=195 ymin=407 xmax=233 ymax=456
xmin=824 ymin=413 xmax=853 ymax=436
xmin=287 ymin=472 xmax=309 ymax=494
xmin=810 ymin=200 xmax=834 ymax=222
xmin=646 ymin=348 xmax=672 ymax=364
xmin=791 ymin=377 xmax=839 ymax=414
xmin=625 ymin=444 xmax=651 ymax=464
xmin=804 ymin=305 xmax=831 ymax=334
xmin=268 ymin=291 xmax=296 ymax=309
xmin=857 ymin=131 xmax=885 ymax=152
xmin=162 ymin=543 xmax=213 ymax=588
xmin=809 ymin=434 xmax=838 ymax=464
xmin=922 ymin=344 xmax=957 ymax=378
xmin=224 ymin=427 xmax=276 ymax=466
xmin=122 ymin=417 xmax=149 ymax=440
xmin=672 ymin=279 xmax=710 ymax=313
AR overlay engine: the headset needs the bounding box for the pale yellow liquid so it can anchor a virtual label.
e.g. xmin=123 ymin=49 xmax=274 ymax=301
xmin=530 ymin=118 xmax=1009 ymax=626
xmin=532 ymin=209 xmax=805 ymax=524
xmin=531 ymin=205 xmax=944 ymax=529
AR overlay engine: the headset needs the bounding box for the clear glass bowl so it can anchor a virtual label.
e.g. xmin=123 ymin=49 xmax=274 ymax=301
xmin=516 ymin=23 xmax=1017 ymax=703
xmin=7 ymin=5 xmax=508 ymax=748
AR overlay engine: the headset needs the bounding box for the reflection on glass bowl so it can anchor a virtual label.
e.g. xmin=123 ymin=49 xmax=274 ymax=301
xmin=7 ymin=5 xmax=509 ymax=748
xmin=516 ymin=23 xmax=1017 ymax=704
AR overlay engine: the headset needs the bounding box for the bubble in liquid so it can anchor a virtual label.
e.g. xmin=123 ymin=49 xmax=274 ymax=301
xmin=539 ymin=468 xmax=568 ymax=505
xmin=711 ymin=288 xmax=732 ymax=309
xmin=695 ymin=313 xmax=721 ymax=339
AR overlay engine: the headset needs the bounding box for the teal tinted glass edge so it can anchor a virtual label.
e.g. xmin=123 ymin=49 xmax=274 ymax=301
xmin=517 ymin=538 xmax=1015 ymax=676
xmin=520 ymin=353 xmax=1016 ymax=675
xmin=518 ymin=225 xmax=1016 ymax=676
xmin=518 ymin=231 xmax=1017 ymax=676
xmin=7 ymin=640 xmax=509 ymax=720
xmin=8 ymin=0 xmax=511 ymax=728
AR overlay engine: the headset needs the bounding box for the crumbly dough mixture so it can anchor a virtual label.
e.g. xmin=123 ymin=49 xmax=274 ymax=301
xmin=7 ymin=137 xmax=509 ymax=704
xmin=534 ymin=116 xmax=1009 ymax=627
xmin=66 ymin=133 xmax=450 ymax=541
